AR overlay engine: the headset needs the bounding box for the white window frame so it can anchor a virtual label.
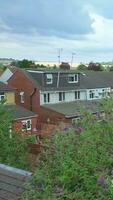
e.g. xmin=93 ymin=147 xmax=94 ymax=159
xmin=75 ymin=91 xmax=80 ymax=99
xmin=0 ymin=92 xmax=5 ymax=102
xmin=46 ymin=74 xmax=53 ymax=84
xmin=22 ymin=119 xmax=31 ymax=131
xmin=89 ymin=90 xmax=95 ymax=99
xmin=68 ymin=74 xmax=78 ymax=83
xmin=43 ymin=93 xmax=50 ymax=103
xmin=59 ymin=92 xmax=65 ymax=102
xmin=20 ymin=92 xmax=25 ymax=103
xmin=72 ymin=117 xmax=81 ymax=124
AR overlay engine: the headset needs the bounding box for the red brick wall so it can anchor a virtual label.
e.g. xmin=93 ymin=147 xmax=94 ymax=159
xmin=8 ymin=70 xmax=40 ymax=111
xmin=38 ymin=106 xmax=66 ymax=123
xmin=13 ymin=117 xmax=38 ymax=134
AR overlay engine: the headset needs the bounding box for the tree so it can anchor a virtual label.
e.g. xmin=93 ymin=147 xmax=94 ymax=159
xmin=0 ymin=104 xmax=29 ymax=170
xmin=11 ymin=59 xmax=36 ymax=69
xmin=88 ymin=62 xmax=103 ymax=71
xmin=77 ymin=63 xmax=87 ymax=70
xmin=59 ymin=62 xmax=70 ymax=70
xmin=22 ymin=98 xmax=113 ymax=200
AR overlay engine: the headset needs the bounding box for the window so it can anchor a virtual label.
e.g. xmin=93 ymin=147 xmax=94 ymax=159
xmin=75 ymin=91 xmax=80 ymax=99
xmin=44 ymin=93 xmax=50 ymax=103
xmin=20 ymin=92 xmax=24 ymax=103
xmin=72 ymin=117 xmax=81 ymax=124
xmin=89 ymin=90 xmax=95 ymax=99
xmin=68 ymin=74 xmax=78 ymax=83
xmin=0 ymin=92 xmax=5 ymax=102
xmin=101 ymin=89 xmax=107 ymax=97
xmin=22 ymin=120 xmax=31 ymax=131
xmin=59 ymin=92 xmax=65 ymax=101
xmin=46 ymin=74 xmax=53 ymax=84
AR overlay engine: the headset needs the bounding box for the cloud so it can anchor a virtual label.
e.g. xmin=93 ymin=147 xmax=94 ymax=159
xmin=0 ymin=0 xmax=93 ymax=38
xmin=86 ymin=1 xmax=113 ymax=19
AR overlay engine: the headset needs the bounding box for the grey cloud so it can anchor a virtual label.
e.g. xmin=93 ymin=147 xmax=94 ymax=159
xmin=0 ymin=0 xmax=93 ymax=38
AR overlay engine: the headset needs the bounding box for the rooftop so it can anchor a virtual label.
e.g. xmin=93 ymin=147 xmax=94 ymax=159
xmin=5 ymin=104 xmax=38 ymax=120
xmin=0 ymin=81 xmax=15 ymax=92
xmin=43 ymin=100 xmax=102 ymax=118
xmin=0 ymin=163 xmax=32 ymax=200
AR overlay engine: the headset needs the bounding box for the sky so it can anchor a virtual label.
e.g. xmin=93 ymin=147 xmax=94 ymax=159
xmin=0 ymin=0 xmax=113 ymax=63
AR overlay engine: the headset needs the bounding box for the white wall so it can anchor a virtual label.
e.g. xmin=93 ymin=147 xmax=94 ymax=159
xmin=86 ymin=88 xmax=111 ymax=100
xmin=40 ymin=90 xmax=86 ymax=105
xmin=0 ymin=68 xmax=13 ymax=83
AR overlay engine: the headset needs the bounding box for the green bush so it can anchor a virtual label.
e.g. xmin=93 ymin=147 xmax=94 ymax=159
xmin=22 ymin=98 xmax=113 ymax=199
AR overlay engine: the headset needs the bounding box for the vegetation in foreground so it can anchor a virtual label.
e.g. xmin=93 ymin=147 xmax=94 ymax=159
xmin=0 ymin=104 xmax=32 ymax=170
xmin=22 ymin=98 xmax=113 ymax=200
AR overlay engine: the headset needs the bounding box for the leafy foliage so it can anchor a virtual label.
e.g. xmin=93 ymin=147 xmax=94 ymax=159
xmin=87 ymin=62 xmax=103 ymax=71
xmin=77 ymin=63 xmax=87 ymax=70
xmin=11 ymin=59 xmax=35 ymax=68
xmin=22 ymin=98 xmax=113 ymax=199
xmin=0 ymin=104 xmax=29 ymax=170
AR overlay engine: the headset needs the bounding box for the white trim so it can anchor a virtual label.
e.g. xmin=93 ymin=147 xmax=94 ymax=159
xmin=20 ymin=91 xmax=24 ymax=103
xmin=22 ymin=119 xmax=31 ymax=131
xmin=27 ymin=70 xmax=44 ymax=73
xmin=46 ymin=74 xmax=53 ymax=84
xmin=68 ymin=74 xmax=78 ymax=83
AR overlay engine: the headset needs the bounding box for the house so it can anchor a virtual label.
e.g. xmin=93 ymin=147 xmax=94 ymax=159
xmin=0 ymin=81 xmax=38 ymax=133
xmin=2 ymin=68 xmax=109 ymax=123
xmin=0 ymin=163 xmax=32 ymax=200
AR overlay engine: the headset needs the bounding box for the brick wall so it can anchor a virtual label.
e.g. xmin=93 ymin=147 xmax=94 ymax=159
xmin=8 ymin=70 xmax=40 ymax=111
xmin=13 ymin=117 xmax=38 ymax=134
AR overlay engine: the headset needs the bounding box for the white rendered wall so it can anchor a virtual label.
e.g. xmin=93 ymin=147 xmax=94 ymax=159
xmin=86 ymin=88 xmax=111 ymax=100
xmin=40 ymin=90 xmax=86 ymax=105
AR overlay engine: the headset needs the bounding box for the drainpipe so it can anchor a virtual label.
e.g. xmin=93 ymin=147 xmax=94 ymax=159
xmin=57 ymin=72 xmax=60 ymax=88
xmin=30 ymin=88 xmax=36 ymax=111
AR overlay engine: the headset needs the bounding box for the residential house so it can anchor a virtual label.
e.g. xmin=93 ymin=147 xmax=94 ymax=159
xmin=0 ymin=163 xmax=32 ymax=200
xmin=0 ymin=81 xmax=38 ymax=133
xmin=2 ymin=68 xmax=111 ymax=123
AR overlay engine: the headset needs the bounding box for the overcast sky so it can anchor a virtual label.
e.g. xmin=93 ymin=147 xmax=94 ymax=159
xmin=0 ymin=0 xmax=113 ymax=62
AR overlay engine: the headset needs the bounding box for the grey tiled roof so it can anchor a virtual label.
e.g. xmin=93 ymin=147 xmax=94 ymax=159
xmin=5 ymin=104 xmax=38 ymax=120
xmin=23 ymin=69 xmax=113 ymax=91
xmin=0 ymin=163 xmax=32 ymax=200
xmin=0 ymin=81 xmax=15 ymax=92
xmin=79 ymin=71 xmax=113 ymax=89
xmin=43 ymin=100 xmax=102 ymax=118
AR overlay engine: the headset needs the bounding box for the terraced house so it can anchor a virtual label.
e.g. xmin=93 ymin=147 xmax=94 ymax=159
xmin=1 ymin=68 xmax=113 ymax=123
xmin=0 ymin=81 xmax=38 ymax=133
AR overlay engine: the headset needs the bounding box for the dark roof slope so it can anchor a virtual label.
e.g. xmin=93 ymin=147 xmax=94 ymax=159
xmin=79 ymin=71 xmax=113 ymax=89
xmin=0 ymin=81 xmax=15 ymax=92
xmin=43 ymin=100 xmax=102 ymax=118
xmin=25 ymin=69 xmax=80 ymax=91
xmin=5 ymin=104 xmax=38 ymax=120
xmin=24 ymin=69 xmax=113 ymax=91
xmin=0 ymin=163 xmax=32 ymax=200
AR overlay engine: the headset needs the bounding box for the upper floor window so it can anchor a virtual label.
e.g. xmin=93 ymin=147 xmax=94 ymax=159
xmin=20 ymin=92 xmax=24 ymax=103
xmin=22 ymin=119 xmax=31 ymax=131
xmin=89 ymin=90 xmax=95 ymax=99
xmin=46 ymin=74 xmax=53 ymax=84
xmin=44 ymin=93 xmax=50 ymax=103
xmin=75 ymin=91 xmax=80 ymax=99
xmin=68 ymin=74 xmax=78 ymax=83
xmin=59 ymin=92 xmax=65 ymax=102
xmin=0 ymin=92 xmax=5 ymax=103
